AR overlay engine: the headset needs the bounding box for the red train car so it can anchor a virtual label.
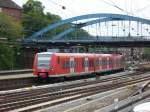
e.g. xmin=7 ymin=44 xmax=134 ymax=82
xmin=33 ymin=52 xmax=125 ymax=78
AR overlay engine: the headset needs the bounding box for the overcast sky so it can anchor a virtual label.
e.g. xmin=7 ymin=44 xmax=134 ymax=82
xmin=13 ymin=0 xmax=150 ymax=19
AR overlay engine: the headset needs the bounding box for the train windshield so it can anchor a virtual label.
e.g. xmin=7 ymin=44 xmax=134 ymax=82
xmin=37 ymin=53 xmax=52 ymax=69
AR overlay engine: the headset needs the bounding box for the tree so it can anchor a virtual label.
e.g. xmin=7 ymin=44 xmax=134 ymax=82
xmin=0 ymin=12 xmax=23 ymax=70
xmin=23 ymin=0 xmax=44 ymax=14
xmin=46 ymin=12 xmax=61 ymax=24
xmin=0 ymin=44 xmax=13 ymax=70
xmin=0 ymin=12 xmax=22 ymax=40
xmin=22 ymin=0 xmax=46 ymax=37
xmin=22 ymin=0 xmax=60 ymax=38
xmin=143 ymin=48 xmax=150 ymax=61
xmin=22 ymin=11 xmax=50 ymax=37
xmin=68 ymin=29 xmax=90 ymax=39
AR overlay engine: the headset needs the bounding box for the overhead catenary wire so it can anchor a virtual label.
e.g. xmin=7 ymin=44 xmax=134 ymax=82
xmin=47 ymin=0 xmax=78 ymax=17
xmin=48 ymin=0 xmax=66 ymax=9
xmin=134 ymin=4 xmax=150 ymax=13
xmin=100 ymin=0 xmax=133 ymax=15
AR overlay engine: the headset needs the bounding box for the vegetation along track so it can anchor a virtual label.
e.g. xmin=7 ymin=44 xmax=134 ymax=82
xmin=0 ymin=71 xmax=150 ymax=111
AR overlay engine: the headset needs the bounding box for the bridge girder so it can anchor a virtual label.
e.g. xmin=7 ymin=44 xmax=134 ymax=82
xmin=52 ymin=17 xmax=149 ymax=40
xmin=26 ymin=13 xmax=150 ymax=41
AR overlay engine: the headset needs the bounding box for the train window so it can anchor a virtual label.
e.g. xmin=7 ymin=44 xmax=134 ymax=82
xmin=95 ymin=59 xmax=99 ymax=66
xmin=111 ymin=60 xmax=113 ymax=65
xmin=102 ymin=59 xmax=104 ymax=65
xmin=85 ymin=61 xmax=89 ymax=67
xmin=102 ymin=59 xmax=107 ymax=66
xmin=75 ymin=61 xmax=78 ymax=67
xmin=109 ymin=59 xmax=113 ymax=65
xmin=99 ymin=60 xmax=102 ymax=66
xmin=62 ymin=61 xmax=70 ymax=68
xmin=108 ymin=60 xmax=110 ymax=65
xmin=107 ymin=58 xmax=109 ymax=65
xmin=89 ymin=59 xmax=94 ymax=67
xmin=84 ymin=59 xmax=89 ymax=67
xmin=70 ymin=61 xmax=75 ymax=68
xmin=37 ymin=53 xmax=52 ymax=69
xmin=105 ymin=59 xmax=108 ymax=65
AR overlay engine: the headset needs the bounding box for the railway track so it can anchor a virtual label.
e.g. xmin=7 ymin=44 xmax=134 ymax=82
xmin=0 ymin=62 xmax=149 ymax=91
xmin=0 ymin=71 xmax=149 ymax=112
xmin=0 ymin=70 xmax=144 ymax=91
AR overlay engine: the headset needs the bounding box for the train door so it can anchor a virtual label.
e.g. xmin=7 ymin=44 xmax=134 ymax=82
xmin=99 ymin=57 xmax=102 ymax=71
xmin=70 ymin=57 xmax=74 ymax=73
xmin=109 ymin=57 xmax=113 ymax=70
xmin=85 ymin=57 xmax=89 ymax=72
xmin=113 ymin=57 xmax=116 ymax=70
xmin=107 ymin=57 xmax=109 ymax=70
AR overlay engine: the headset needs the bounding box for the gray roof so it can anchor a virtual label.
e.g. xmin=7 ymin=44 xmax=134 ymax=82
xmin=0 ymin=0 xmax=21 ymax=10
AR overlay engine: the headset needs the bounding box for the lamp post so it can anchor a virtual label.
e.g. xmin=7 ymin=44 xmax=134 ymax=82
xmin=9 ymin=45 xmax=14 ymax=70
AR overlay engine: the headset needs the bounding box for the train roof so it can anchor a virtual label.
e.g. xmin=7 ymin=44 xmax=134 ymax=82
xmin=37 ymin=52 xmax=53 ymax=55
xmin=54 ymin=53 xmax=94 ymax=57
xmin=37 ymin=52 xmax=122 ymax=57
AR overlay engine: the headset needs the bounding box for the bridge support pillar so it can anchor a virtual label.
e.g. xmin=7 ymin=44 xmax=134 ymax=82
xmin=85 ymin=47 xmax=89 ymax=53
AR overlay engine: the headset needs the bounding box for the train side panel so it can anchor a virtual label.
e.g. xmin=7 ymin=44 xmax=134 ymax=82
xmin=94 ymin=55 xmax=100 ymax=72
xmin=101 ymin=56 xmax=108 ymax=71
xmin=109 ymin=56 xmax=114 ymax=70
xmin=74 ymin=56 xmax=84 ymax=74
xmin=55 ymin=55 xmax=70 ymax=76
xmin=88 ymin=56 xmax=95 ymax=73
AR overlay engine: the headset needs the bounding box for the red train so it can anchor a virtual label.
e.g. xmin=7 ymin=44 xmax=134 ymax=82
xmin=33 ymin=52 xmax=125 ymax=79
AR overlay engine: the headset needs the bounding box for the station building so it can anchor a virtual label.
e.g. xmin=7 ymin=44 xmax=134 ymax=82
xmin=0 ymin=0 xmax=22 ymax=21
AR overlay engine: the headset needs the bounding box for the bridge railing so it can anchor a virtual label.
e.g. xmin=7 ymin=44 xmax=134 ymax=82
xmin=61 ymin=36 xmax=150 ymax=42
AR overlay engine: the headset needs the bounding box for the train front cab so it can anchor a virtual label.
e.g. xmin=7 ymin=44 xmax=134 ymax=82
xmin=33 ymin=52 xmax=55 ymax=79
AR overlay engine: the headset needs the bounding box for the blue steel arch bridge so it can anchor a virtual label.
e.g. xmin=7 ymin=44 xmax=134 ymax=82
xmin=22 ymin=13 xmax=150 ymax=48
